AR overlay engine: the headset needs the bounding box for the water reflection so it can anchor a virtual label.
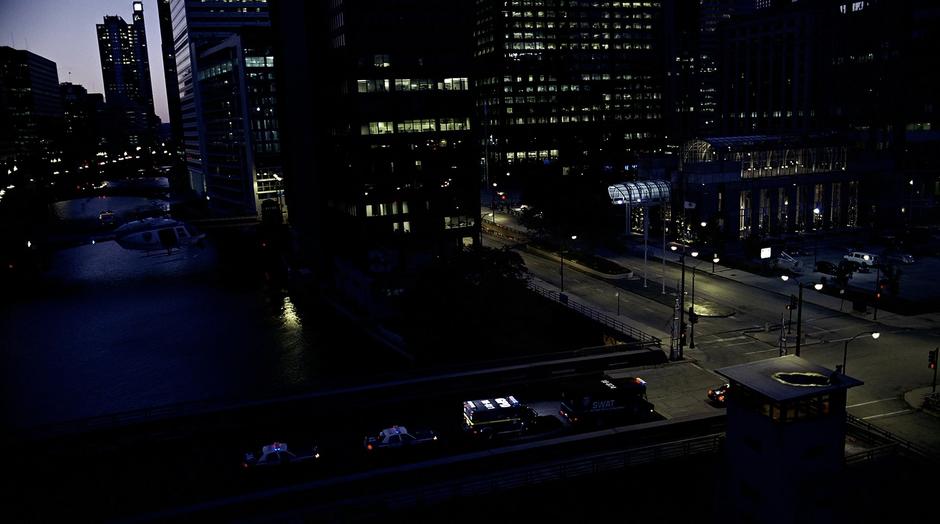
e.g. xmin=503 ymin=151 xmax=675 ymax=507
xmin=281 ymin=295 xmax=301 ymax=330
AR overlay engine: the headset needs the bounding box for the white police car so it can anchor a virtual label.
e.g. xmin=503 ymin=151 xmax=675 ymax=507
xmin=242 ymin=441 xmax=320 ymax=470
xmin=364 ymin=425 xmax=439 ymax=452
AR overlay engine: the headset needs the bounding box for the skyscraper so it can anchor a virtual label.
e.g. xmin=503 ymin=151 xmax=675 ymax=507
xmin=165 ymin=0 xmax=271 ymax=198
xmin=474 ymin=0 xmax=666 ymax=190
xmin=96 ymin=1 xmax=156 ymax=147
xmin=270 ymin=0 xmax=479 ymax=311
xmin=197 ymin=30 xmax=282 ymax=216
xmin=156 ymin=0 xmax=182 ymax=147
xmin=0 ymin=46 xmax=62 ymax=179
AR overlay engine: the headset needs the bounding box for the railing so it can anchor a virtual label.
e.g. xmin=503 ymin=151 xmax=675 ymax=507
xmin=528 ymin=281 xmax=661 ymax=347
xmin=844 ymin=443 xmax=900 ymax=465
xmin=406 ymin=434 xmax=722 ymax=501
xmin=845 ymin=413 xmax=940 ymax=464
xmin=273 ymin=433 xmax=725 ymax=520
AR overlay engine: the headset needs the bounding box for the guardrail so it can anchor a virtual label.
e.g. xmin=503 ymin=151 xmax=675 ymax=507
xmin=845 ymin=413 xmax=940 ymax=464
xmin=256 ymin=432 xmax=725 ymax=521
xmin=528 ymin=281 xmax=661 ymax=348
xmin=12 ymin=344 xmax=663 ymax=443
xmin=844 ymin=443 xmax=900 ymax=465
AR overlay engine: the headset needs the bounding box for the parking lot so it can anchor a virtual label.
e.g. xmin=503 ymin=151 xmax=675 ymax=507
xmin=775 ymin=237 xmax=940 ymax=306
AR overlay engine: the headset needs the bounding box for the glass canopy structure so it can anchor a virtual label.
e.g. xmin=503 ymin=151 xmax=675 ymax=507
xmin=607 ymin=180 xmax=671 ymax=206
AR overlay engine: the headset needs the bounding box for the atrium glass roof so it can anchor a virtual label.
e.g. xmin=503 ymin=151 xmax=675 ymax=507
xmin=607 ymin=180 xmax=671 ymax=205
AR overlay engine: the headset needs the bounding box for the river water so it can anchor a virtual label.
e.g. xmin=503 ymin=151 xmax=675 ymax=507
xmin=1 ymin=196 xmax=400 ymax=431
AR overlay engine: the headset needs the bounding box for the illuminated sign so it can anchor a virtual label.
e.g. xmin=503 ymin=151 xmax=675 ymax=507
xmin=760 ymin=247 xmax=772 ymax=259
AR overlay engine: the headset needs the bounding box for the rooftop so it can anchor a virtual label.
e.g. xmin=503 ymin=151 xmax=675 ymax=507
xmin=716 ymin=355 xmax=863 ymax=402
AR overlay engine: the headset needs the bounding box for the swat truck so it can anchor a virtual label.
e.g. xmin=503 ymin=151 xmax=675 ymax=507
xmin=559 ymin=374 xmax=655 ymax=427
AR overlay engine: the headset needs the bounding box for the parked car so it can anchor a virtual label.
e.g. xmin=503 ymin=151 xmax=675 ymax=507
xmin=707 ymin=383 xmax=731 ymax=406
xmin=814 ymin=261 xmax=838 ymax=276
xmin=838 ymin=259 xmax=860 ymax=274
xmin=885 ymin=253 xmax=914 ymax=265
xmin=843 ymin=251 xmax=879 ymax=268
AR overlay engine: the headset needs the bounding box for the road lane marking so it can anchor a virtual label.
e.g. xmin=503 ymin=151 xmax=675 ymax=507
xmin=861 ymin=409 xmax=912 ymax=420
xmin=744 ymin=348 xmax=779 ymax=355
xmin=847 ymin=398 xmax=895 ymax=408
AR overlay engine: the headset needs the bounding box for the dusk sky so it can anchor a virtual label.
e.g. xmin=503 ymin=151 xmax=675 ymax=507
xmin=0 ymin=0 xmax=170 ymax=122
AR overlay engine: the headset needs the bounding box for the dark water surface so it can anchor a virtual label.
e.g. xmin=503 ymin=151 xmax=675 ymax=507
xmin=1 ymin=230 xmax=401 ymax=431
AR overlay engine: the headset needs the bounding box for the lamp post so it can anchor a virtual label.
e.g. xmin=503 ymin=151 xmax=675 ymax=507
xmin=669 ymin=244 xmax=696 ymax=359
xmin=490 ymin=182 xmax=498 ymax=223
xmin=560 ymin=234 xmax=577 ymax=292
xmin=909 ymin=178 xmax=914 ymax=225
xmin=688 ymin=251 xmax=701 ymax=348
xmin=813 ymin=207 xmax=821 ymax=264
xmin=781 ymin=275 xmax=823 ymax=357
xmin=842 ymin=331 xmax=880 ymax=374
xmin=712 ymin=255 xmax=720 ymax=274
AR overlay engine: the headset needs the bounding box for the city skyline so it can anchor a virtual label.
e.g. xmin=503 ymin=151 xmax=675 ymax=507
xmin=0 ymin=0 xmax=170 ymax=122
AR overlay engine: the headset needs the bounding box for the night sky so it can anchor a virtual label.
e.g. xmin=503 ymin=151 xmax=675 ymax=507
xmin=0 ymin=0 xmax=169 ymax=122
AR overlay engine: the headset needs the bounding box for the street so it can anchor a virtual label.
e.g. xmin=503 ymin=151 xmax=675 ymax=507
xmin=482 ymin=217 xmax=940 ymax=454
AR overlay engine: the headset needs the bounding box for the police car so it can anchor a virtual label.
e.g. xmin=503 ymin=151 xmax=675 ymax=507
xmin=707 ymin=383 xmax=731 ymax=406
xmin=363 ymin=425 xmax=439 ymax=452
xmin=241 ymin=441 xmax=320 ymax=470
xmin=462 ymin=396 xmax=535 ymax=439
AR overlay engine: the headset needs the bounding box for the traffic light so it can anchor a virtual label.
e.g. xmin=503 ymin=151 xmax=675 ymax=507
xmin=786 ymin=295 xmax=798 ymax=311
xmin=929 ymin=349 xmax=938 ymax=370
xmin=688 ymin=306 xmax=698 ymax=324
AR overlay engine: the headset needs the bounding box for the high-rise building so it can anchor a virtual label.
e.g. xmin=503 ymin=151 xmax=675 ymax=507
xmin=156 ymin=0 xmax=182 ymax=146
xmin=270 ymin=0 xmax=479 ymax=311
xmin=165 ymin=0 xmax=271 ymax=199
xmin=0 ymin=46 xmax=63 ymax=180
xmin=716 ymin=2 xmax=827 ymax=135
xmin=473 ymin=0 xmax=666 ymax=189
xmin=197 ymin=31 xmax=282 ymax=216
xmin=96 ymin=1 xmax=156 ymax=148
xmin=60 ymin=82 xmax=99 ymax=165
xmin=696 ymin=0 xmax=753 ymax=134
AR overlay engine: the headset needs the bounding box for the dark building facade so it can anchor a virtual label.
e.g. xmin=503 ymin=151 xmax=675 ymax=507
xmin=166 ymin=0 xmax=271 ymax=198
xmin=156 ymin=0 xmax=182 ymax=147
xmin=473 ymin=0 xmax=666 ymax=190
xmin=197 ymin=31 xmax=282 ymax=216
xmin=270 ymin=0 xmax=479 ymax=312
xmin=679 ymin=135 xmax=864 ymax=246
xmin=0 ymin=46 xmax=62 ymax=181
xmin=96 ymin=1 xmax=156 ymax=148
xmin=711 ymin=0 xmax=940 ymax=227
xmin=696 ymin=0 xmax=753 ymax=134
xmin=59 ymin=82 xmax=99 ymax=167
xmin=716 ymin=3 xmax=827 ymax=135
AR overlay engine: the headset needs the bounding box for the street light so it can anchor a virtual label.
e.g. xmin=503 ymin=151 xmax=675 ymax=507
xmin=812 ymin=207 xmax=821 ymax=263
xmin=712 ymin=255 xmax=720 ymax=273
xmin=490 ymin=182 xmax=498 ymax=223
xmin=669 ymin=243 xmax=696 ymax=360
xmin=842 ymin=331 xmax=880 ymax=374
xmin=780 ymin=275 xmax=823 ymax=356
xmin=560 ymin=234 xmax=577 ymax=293
xmin=688 ymin=253 xmax=708 ymax=349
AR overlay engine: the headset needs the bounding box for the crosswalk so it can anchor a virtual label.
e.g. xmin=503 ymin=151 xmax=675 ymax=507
xmin=846 ymin=397 xmax=913 ymax=420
